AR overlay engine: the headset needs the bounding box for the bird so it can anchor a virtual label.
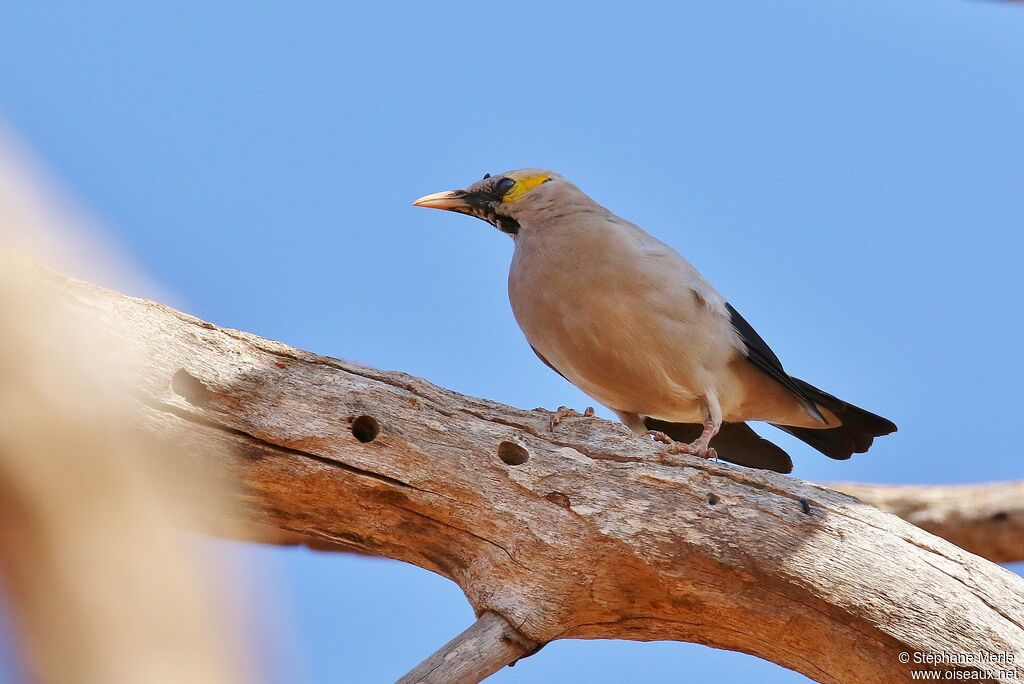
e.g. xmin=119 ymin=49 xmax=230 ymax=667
xmin=413 ymin=169 xmax=896 ymax=473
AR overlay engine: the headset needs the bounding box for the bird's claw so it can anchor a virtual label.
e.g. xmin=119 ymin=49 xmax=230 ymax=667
xmin=645 ymin=430 xmax=717 ymax=462
xmin=547 ymin=405 xmax=595 ymax=430
xmin=645 ymin=430 xmax=674 ymax=446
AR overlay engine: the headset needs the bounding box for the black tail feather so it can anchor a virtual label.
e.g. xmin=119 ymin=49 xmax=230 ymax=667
xmin=772 ymin=378 xmax=897 ymax=460
xmin=644 ymin=418 xmax=793 ymax=474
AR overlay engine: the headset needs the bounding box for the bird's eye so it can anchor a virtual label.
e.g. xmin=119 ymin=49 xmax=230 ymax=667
xmin=482 ymin=173 xmax=491 ymax=179
xmin=494 ymin=177 xmax=516 ymax=197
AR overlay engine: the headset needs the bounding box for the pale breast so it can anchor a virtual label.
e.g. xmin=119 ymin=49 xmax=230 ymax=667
xmin=508 ymin=220 xmax=741 ymax=420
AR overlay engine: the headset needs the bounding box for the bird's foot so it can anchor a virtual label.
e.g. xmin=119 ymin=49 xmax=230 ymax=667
xmin=545 ymin=405 xmax=595 ymax=430
xmin=645 ymin=430 xmax=674 ymax=446
xmin=645 ymin=430 xmax=718 ymax=462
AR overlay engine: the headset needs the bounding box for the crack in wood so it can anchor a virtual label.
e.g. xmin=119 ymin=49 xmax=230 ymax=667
xmin=138 ymin=395 xmax=420 ymax=492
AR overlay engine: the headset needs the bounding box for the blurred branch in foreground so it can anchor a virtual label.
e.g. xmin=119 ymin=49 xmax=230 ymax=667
xmin=41 ymin=268 xmax=1021 ymax=684
xmin=0 ymin=136 xmax=249 ymax=684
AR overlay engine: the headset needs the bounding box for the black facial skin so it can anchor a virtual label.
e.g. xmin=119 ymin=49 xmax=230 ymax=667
xmin=448 ymin=175 xmax=521 ymax=235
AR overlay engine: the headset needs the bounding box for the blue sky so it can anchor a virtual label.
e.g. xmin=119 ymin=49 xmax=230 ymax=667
xmin=2 ymin=1 xmax=1022 ymax=682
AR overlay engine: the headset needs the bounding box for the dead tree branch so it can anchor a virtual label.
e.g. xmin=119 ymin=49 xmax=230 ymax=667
xmin=396 ymin=611 xmax=538 ymax=684
xmin=55 ymin=272 xmax=1023 ymax=683
xmin=833 ymin=482 xmax=1024 ymax=564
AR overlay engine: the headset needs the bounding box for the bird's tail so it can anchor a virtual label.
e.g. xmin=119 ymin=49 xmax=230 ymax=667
xmin=772 ymin=378 xmax=897 ymax=460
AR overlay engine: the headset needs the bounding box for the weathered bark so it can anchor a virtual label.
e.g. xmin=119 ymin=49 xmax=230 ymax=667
xmin=834 ymin=482 xmax=1024 ymax=565
xmin=58 ymin=273 xmax=1024 ymax=683
xmin=220 ymin=482 xmax=1024 ymax=565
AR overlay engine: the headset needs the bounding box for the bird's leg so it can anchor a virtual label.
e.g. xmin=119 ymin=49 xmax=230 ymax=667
xmin=652 ymin=426 xmax=717 ymax=460
xmin=545 ymin=405 xmax=596 ymax=430
xmin=649 ymin=394 xmax=722 ymax=460
xmin=688 ymin=418 xmax=720 ymax=458
xmin=685 ymin=395 xmax=722 ymax=458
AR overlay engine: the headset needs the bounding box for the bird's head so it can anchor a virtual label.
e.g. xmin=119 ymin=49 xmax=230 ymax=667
xmin=412 ymin=169 xmax=568 ymax=236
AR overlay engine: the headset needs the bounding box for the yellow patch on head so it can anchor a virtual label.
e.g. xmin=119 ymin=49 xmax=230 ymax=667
xmin=501 ymin=171 xmax=551 ymax=204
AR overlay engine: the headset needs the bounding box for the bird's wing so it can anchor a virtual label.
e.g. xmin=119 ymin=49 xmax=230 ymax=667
xmin=725 ymin=302 xmax=826 ymax=423
xmin=531 ymin=345 xmax=569 ymax=381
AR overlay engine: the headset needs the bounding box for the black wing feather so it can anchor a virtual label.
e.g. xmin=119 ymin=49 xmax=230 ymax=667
xmin=725 ymin=303 xmax=826 ymax=423
xmin=771 ymin=377 xmax=897 ymax=459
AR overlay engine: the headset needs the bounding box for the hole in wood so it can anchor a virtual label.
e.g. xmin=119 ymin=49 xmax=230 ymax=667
xmin=707 ymin=493 xmax=719 ymax=506
xmin=351 ymin=415 xmax=380 ymax=443
xmin=497 ymin=441 xmax=529 ymax=466
xmin=170 ymin=368 xmax=212 ymax=405
xmin=545 ymin=491 xmax=571 ymax=509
